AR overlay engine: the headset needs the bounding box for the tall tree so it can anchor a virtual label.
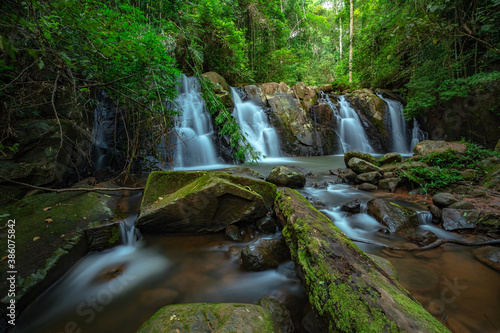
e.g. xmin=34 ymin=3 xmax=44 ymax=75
xmin=349 ymin=0 xmax=354 ymax=82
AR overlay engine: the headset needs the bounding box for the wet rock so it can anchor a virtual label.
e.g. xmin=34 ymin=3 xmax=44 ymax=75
xmin=344 ymin=151 xmax=377 ymax=166
xmin=358 ymin=183 xmax=377 ymax=191
xmin=256 ymin=212 xmax=278 ymax=234
xmin=405 ymin=229 xmax=438 ymax=246
xmin=85 ymin=222 xmax=123 ymax=251
xmin=300 ymin=311 xmax=321 ymax=333
xmin=341 ymin=199 xmax=361 ymax=214
xmin=266 ymin=166 xmax=306 ymax=188
xmin=348 ymin=157 xmax=382 ymax=174
xmin=355 ymin=171 xmax=382 ymax=184
xmin=330 ymin=168 xmax=357 ymax=183
xmin=367 ymin=199 xmax=419 ymax=232
xmin=228 ymin=246 xmax=241 ymax=258
xmin=319 ymin=84 xmax=333 ymax=93
xmin=241 ymin=238 xmax=290 ymax=271
xmin=225 ymin=225 xmax=242 ymax=241
xmin=261 ymin=82 xmax=280 ymax=97
xmin=137 ymin=171 xmax=276 ymax=233
xmin=449 ymin=201 xmax=475 ymax=210
xmin=482 ymin=164 xmax=500 ymax=191
xmin=367 ymin=254 xmax=398 ymax=280
xmin=473 ymin=246 xmax=500 ymax=272
xmin=432 ymin=193 xmax=457 ymax=208
xmin=202 ymin=71 xmax=233 ymax=109
xmin=441 ymin=209 xmax=479 ymax=231
xmin=378 ymin=153 xmax=402 ymax=165
xmin=136 ymin=303 xmax=277 ymax=333
xmin=429 ymin=205 xmax=441 ymax=225
xmin=413 ymin=140 xmax=467 ymax=156
xmin=383 ymin=172 xmax=396 ymax=179
xmin=242 ymin=85 xmax=267 ymax=107
xmin=378 ymin=178 xmax=401 ymax=192
xmin=475 ymin=214 xmax=500 ymax=235
xmin=257 ymin=295 xmax=294 ymax=333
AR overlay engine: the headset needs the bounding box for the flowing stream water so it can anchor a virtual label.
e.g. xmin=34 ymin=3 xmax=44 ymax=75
xmin=13 ymin=157 xmax=499 ymax=333
xmin=231 ymin=87 xmax=281 ymax=159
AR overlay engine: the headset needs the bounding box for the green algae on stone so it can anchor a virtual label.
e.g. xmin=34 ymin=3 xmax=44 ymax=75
xmin=274 ymin=188 xmax=449 ymax=333
xmin=136 ymin=303 xmax=276 ymax=333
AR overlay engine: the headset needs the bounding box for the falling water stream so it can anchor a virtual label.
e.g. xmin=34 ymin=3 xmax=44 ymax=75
xmin=231 ymin=87 xmax=281 ymax=159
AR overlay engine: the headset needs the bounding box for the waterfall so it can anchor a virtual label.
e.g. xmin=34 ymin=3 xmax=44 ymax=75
xmin=410 ymin=119 xmax=427 ymax=151
xmin=320 ymin=93 xmax=375 ymax=154
xmin=92 ymin=91 xmax=117 ymax=171
xmin=376 ymin=93 xmax=409 ymax=153
xmin=231 ymin=87 xmax=281 ymax=159
xmin=172 ymin=75 xmax=219 ymax=167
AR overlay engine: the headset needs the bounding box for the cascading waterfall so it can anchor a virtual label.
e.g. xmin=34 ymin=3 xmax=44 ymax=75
xmin=92 ymin=91 xmax=116 ymax=171
xmin=231 ymin=88 xmax=281 ymax=158
xmin=320 ymin=92 xmax=375 ymax=154
xmin=376 ymin=93 xmax=409 ymax=153
xmin=410 ymin=119 xmax=427 ymax=151
xmin=376 ymin=93 xmax=427 ymax=154
xmin=172 ymin=75 xmax=219 ymax=167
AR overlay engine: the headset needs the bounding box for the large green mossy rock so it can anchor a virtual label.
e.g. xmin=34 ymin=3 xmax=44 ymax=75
xmin=136 ymin=303 xmax=276 ymax=333
xmin=344 ymin=151 xmax=377 ymax=166
xmin=347 ymin=157 xmax=382 ymax=174
xmin=266 ymin=166 xmax=306 ymax=188
xmin=0 ymin=191 xmax=117 ymax=318
xmin=274 ymin=188 xmax=449 ymax=333
xmin=136 ymin=171 xmax=277 ymax=233
xmin=367 ymin=198 xmax=419 ymax=233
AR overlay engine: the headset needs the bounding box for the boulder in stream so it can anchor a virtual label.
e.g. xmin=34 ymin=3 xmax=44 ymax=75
xmin=378 ymin=152 xmax=402 ymax=165
xmin=136 ymin=303 xmax=277 ymax=333
xmin=367 ymin=198 xmax=419 ymax=232
xmin=344 ymin=151 xmax=377 ymax=166
xmin=266 ymin=166 xmax=306 ymax=188
xmin=378 ymin=177 xmax=401 ymax=192
xmin=441 ymin=208 xmax=479 ymax=231
xmin=355 ymin=171 xmax=382 ymax=184
xmin=473 ymin=246 xmax=500 ymax=272
xmin=432 ymin=192 xmax=457 ymax=208
xmin=136 ymin=171 xmax=276 ymax=233
xmin=240 ymin=238 xmax=290 ymax=271
xmin=348 ymin=157 xmax=382 ymax=174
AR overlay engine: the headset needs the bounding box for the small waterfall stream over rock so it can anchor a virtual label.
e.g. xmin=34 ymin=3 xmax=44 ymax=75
xmin=231 ymin=87 xmax=281 ymax=159
xmin=320 ymin=93 xmax=375 ymax=154
xmin=171 ymin=75 xmax=219 ymax=167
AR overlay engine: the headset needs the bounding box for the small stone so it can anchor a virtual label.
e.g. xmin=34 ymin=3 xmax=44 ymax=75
xmin=358 ymin=183 xmax=377 ymax=191
xmin=428 ymin=205 xmax=441 ymax=225
xmin=225 ymin=225 xmax=241 ymax=241
xmin=405 ymin=229 xmax=438 ymax=245
xmin=241 ymin=238 xmax=290 ymax=271
xmin=441 ymin=209 xmax=479 ymax=231
xmin=341 ymin=199 xmax=361 ymax=214
xmin=449 ymin=201 xmax=475 ymax=210
xmin=378 ymin=178 xmax=401 ymax=192
xmin=348 ymin=158 xmax=382 ymax=174
xmin=432 ymin=193 xmax=457 ymax=208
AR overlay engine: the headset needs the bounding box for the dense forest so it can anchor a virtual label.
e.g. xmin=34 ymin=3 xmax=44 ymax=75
xmin=1 ymin=0 xmax=499 ymax=161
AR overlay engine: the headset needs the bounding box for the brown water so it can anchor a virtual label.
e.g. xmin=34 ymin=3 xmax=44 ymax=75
xmin=13 ymin=155 xmax=500 ymax=333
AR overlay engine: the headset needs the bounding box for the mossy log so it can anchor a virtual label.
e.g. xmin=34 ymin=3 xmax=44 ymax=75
xmin=274 ymin=188 xmax=450 ymax=333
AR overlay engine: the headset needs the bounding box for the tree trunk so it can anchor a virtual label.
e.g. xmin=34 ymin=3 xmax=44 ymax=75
xmin=349 ymin=0 xmax=354 ymax=82
xmin=274 ymin=188 xmax=450 ymax=333
xmin=339 ymin=18 xmax=343 ymax=60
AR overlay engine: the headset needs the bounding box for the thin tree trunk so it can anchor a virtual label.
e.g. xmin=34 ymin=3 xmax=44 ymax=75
xmin=349 ymin=0 xmax=354 ymax=82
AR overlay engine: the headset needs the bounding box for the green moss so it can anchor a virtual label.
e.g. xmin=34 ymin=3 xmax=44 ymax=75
xmin=109 ymin=225 xmax=121 ymax=245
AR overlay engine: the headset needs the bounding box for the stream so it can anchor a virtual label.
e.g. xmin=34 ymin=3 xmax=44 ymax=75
xmin=14 ymin=156 xmax=500 ymax=333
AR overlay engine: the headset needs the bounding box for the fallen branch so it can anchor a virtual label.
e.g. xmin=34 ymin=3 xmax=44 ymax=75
xmin=350 ymin=237 xmax=500 ymax=251
xmin=0 ymin=176 xmax=144 ymax=193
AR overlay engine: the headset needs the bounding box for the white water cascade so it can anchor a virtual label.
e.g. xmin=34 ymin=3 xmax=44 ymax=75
xmin=410 ymin=118 xmax=427 ymax=151
xmin=377 ymin=93 xmax=410 ymax=153
xmin=320 ymin=93 xmax=375 ymax=154
xmin=231 ymin=88 xmax=281 ymax=159
xmin=172 ymin=75 xmax=219 ymax=167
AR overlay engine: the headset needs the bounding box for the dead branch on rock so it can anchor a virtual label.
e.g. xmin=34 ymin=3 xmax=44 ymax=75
xmin=350 ymin=237 xmax=500 ymax=251
xmin=0 ymin=176 xmax=144 ymax=193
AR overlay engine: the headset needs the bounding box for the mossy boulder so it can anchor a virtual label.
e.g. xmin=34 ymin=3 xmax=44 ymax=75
xmin=257 ymin=296 xmax=294 ymax=333
xmin=241 ymin=238 xmax=290 ymax=271
xmin=367 ymin=199 xmax=419 ymax=232
xmin=355 ymin=171 xmax=382 ymax=184
xmin=413 ymin=140 xmax=467 ymax=156
xmin=0 ymin=191 xmax=117 ymax=319
xmin=482 ymin=164 xmax=500 ymax=191
xmin=378 ymin=152 xmax=402 ymax=165
xmin=274 ymin=188 xmax=449 ymax=333
xmin=266 ymin=166 xmax=306 ymax=188
xmin=136 ymin=303 xmax=277 ymax=333
xmin=344 ymin=151 xmax=377 ymax=166
xmin=136 ymin=171 xmax=277 ymax=233
xmin=347 ymin=157 xmax=382 ymax=174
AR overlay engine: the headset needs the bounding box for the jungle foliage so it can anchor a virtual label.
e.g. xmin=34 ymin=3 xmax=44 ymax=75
xmin=1 ymin=0 xmax=499 ymax=163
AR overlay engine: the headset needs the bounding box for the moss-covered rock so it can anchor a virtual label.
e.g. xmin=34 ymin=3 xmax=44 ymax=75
xmin=367 ymin=198 xmax=419 ymax=232
xmin=136 ymin=303 xmax=277 ymax=333
xmin=136 ymin=171 xmax=277 ymax=233
xmin=0 ymin=191 xmax=117 ymax=319
xmin=343 ymin=150 xmax=377 ymax=166
xmin=355 ymin=171 xmax=382 ymax=184
xmin=378 ymin=152 xmax=402 ymax=165
xmin=266 ymin=166 xmax=306 ymax=188
xmin=274 ymin=188 xmax=449 ymax=333
xmin=348 ymin=157 xmax=382 ymax=174
xmin=257 ymin=296 xmax=294 ymax=333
